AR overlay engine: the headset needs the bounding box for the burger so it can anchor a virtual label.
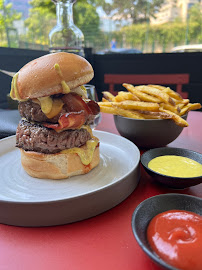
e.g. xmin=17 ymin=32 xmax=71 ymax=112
xmin=10 ymin=52 xmax=100 ymax=179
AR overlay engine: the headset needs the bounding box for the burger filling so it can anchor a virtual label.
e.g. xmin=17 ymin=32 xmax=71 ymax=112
xmin=16 ymin=92 xmax=100 ymax=158
xmin=16 ymin=119 xmax=92 ymax=154
xmin=18 ymin=92 xmax=100 ymax=129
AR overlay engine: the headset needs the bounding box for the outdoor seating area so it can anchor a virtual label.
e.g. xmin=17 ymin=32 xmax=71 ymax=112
xmin=0 ymin=1 xmax=202 ymax=270
xmin=0 ymin=47 xmax=202 ymax=109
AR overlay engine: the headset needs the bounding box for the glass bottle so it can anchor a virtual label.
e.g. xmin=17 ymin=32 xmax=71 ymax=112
xmin=49 ymin=0 xmax=84 ymax=57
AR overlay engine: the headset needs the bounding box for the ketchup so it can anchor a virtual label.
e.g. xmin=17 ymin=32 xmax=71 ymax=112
xmin=147 ymin=210 xmax=202 ymax=270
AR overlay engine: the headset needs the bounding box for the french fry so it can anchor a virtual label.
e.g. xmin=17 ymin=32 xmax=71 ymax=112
xmin=160 ymin=103 xmax=180 ymax=115
xmin=123 ymin=83 xmax=161 ymax=103
xmin=177 ymin=103 xmax=186 ymax=110
xmin=99 ymin=104 xmax=145 ymax=119
xmin=99 ymin=84 xmax=201 ymax=127
xmin=149 ymin=85 xmax=183 ymax=101
xmin=136 ymin=110 xmax=173 ymax=119
xmin=102 ymin=97 xmax=108 ymax=102
xmin=114 ymin=95 xmax=126 ymax=102
xmin=159 ymin=108 xmax=188 ymax=127
xmin=98 ymin=101 xmax=112 ymax=107
xmin=134 ymin=85 xmax=176 ymax=106
xmin=102 ymin=91 xmax=115 ymax=102
xmin=179 ymin=103 xmax=202 ymax=116
xmin=115 ymin=91 xmax=140 ymax=102
xmin=179 ymin=104 xmax=189 ymax=116
xmin=174 ymin=99 xmax=190 ymax=105
xmin=109 ymin=100 xmax=159 ymax=111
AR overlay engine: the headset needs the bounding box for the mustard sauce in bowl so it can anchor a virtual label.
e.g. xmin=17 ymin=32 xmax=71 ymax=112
xmin=148 ymin=155 xmax=202 ymax=178
xmin=141 ymin=147 xmax=202 ymax=189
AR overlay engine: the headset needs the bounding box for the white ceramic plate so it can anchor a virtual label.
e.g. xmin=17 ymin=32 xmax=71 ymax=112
xmin=0 ymin=130 xmax=140 ymax=227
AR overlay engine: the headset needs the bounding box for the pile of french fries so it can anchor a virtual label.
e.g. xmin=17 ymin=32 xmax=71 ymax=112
xmin=98 ymin=84 xmax=201 ymax=127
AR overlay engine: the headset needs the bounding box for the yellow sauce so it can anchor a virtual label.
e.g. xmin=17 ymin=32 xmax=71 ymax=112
xmin=33 ymin=96 xmax=64 ymax=118
xmin=61 ymin=137 xmax=99 ymax=165
xmin=61 ymin=80 xmax=70 ymax=93
xmin=81 ymin=125 xmax=93 ymax=137
xmin=46 ymin=98 xmax=64 ymax=118
xmin=54 ymin=63 xmax=63 ymax=77
xmin=54 ymin=63 xmax=70 ymax=94
xmin=38 ymin=96 xmax=53 ymax=114
xmin=10 ymin=73 xmax=27 ymax=101
xmin=148 ymin=155 xmax=202 ymax=177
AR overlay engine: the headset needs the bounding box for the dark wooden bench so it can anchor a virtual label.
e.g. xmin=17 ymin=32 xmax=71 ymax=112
xmin=104 ymin=73 xmax=190 ymax=98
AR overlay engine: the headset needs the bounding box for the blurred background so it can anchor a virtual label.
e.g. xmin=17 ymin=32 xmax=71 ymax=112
xmin=0 ymin=0 xmax=201 ymax=53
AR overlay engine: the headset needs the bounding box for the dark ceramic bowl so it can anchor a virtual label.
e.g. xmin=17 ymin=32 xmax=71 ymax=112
xmin=132 ymin=193 xmax=202 ymax=270
xmin=141 ymin=147 xmax=202 ymax=189
xmin=113 ymin=114 xmax=187 ymax=148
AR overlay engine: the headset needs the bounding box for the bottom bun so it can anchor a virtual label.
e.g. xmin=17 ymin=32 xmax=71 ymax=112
xmin=20 ymin=145 xmax=100 ymax=180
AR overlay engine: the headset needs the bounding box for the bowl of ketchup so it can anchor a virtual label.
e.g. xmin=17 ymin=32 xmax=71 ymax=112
xmin=131 ymin=193 xmax=202 ymax=270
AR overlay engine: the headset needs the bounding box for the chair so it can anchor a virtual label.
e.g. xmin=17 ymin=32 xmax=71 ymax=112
xmin=104 ymin=73 xmax=190 ymax=98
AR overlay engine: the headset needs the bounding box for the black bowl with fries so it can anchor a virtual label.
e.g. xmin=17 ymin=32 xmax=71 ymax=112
xmin=99 ymin=84 xmax=201 ymax=148
xmin=113 ymin=113 xmax=188 ymax=148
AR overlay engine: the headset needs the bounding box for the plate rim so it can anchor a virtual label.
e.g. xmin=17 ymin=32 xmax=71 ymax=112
xmin=0 ymin=130 xmax=140 ymax=205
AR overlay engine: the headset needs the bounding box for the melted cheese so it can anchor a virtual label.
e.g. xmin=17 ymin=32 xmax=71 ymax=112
xmin=61 ymin=137 xmax=99 ymax=165
xmin=33 ymin=97 xmax=64 ymax=118
xmin=38 ymin=96 xmax=53 ymax=114
xmin=46 ymin=98 xmax=64 ymax=118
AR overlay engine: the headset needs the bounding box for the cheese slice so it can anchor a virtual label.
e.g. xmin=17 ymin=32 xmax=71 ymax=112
xmin=60 ymin=137 xmax=99 ymax=165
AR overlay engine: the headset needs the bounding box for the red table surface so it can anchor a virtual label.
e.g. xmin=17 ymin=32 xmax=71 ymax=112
xmin=0 ymin=111 xmax=201 ymax=270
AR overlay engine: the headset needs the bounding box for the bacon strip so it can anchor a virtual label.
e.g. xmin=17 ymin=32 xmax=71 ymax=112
xmin=43 ymin=93 xmax=100 ymax=131
xmin=62 ymin=93 xmax=100 ymax=116
xmin=43 ymin=111 xmax=86 ymax=131
xmin=87 ymin=100 xmax=100 ymax=116
xmin=62 ymin=93 xmax=91 ymax=115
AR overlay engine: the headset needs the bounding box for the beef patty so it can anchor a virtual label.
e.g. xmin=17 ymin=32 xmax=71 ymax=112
xmin=16 ymin=119 xmax=91 ymax=154
xmin=18 ymin=99 xmax=96 ymax=124
xmin=18 ymin=100 xmax=66 ymax=123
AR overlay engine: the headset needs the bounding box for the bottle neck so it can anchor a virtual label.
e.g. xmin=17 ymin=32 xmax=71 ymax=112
xmin=56 ymin=1 xmax=74 ymax=27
